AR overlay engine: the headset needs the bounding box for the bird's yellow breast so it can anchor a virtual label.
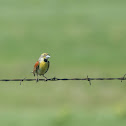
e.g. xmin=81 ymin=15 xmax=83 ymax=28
xmin=38 ymin=61 xmax=49 ymax=75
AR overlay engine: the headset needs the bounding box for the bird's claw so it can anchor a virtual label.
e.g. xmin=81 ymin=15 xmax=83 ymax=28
xmin=36 ymin=78 xmax=39 ymax=82
xmin=44 ymin=78 xmax=48 ymax=81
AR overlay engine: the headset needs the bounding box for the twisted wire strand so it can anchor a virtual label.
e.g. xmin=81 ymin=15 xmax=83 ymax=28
xmin=0 ymin=74 xmax=126 ymax=85
xmin=0 ymin=78 xmax=125 ymax=81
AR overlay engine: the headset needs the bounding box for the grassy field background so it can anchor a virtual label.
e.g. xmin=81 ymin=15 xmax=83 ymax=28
xmin=0 ymin=0 xmax=126 ymax=126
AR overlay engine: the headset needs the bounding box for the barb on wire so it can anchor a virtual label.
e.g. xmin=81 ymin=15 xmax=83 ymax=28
xmin=20 ymin=78 xmax=26 ymax=85
xmin=121 ymin=74 xmax=126 ymax=82
xmin=86 ymin=75 xmax=91 ymax=85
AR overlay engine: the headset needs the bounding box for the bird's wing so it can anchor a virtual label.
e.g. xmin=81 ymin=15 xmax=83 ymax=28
xmin=45 ymin=61 xmax=50 ymax=74
xmin=33 ymin=61 xmax=39 ymax=76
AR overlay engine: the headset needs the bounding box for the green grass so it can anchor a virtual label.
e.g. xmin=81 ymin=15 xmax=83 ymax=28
xmin=0 ymin=0 xmax=126 ymax=125
xmin=1 ymin=108 xmax=126 ymax=126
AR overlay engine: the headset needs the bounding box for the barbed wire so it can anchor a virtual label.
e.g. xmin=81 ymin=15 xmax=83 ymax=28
xmin=0 ymin=74 xmax=126 ymax=85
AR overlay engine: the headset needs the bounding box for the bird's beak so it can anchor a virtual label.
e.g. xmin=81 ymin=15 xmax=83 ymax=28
xmin=45 ymin=55 xmax=51 ymax=59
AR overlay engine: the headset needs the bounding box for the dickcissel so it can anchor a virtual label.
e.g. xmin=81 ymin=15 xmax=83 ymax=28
xmin=33 ymin=53 xmax=50 ymax=82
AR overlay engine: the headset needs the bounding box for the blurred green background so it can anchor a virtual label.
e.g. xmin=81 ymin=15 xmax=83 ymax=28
xmin=0 ymin=0 xmax=126 ymax=126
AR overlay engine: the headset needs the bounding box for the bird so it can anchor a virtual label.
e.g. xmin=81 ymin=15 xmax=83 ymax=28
xmin=33 ymin=53 xmax=50 ymax=82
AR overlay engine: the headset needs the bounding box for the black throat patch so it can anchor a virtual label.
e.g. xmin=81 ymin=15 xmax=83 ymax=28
xmin=44 ymin=59 xmax=48 ymax=62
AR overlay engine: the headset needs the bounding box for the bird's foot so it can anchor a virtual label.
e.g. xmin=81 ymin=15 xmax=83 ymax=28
xmin=44 ymin=78 xmax=48 ymax=81
xmin=43 ymin=75 xmax=48 ymax=81
xmin=36 ymin=78 xmax=39 ymax=82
